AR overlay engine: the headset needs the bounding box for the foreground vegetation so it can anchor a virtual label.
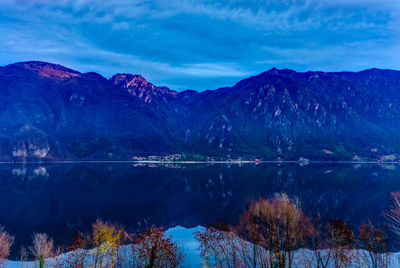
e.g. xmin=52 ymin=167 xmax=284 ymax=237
xmin=1 ymin=193 xmax=400 ymax=267
xmin=196 ymin=193 xmax=395 ymax=268
xmin=0 ymin=221 xmax=182 ymax=268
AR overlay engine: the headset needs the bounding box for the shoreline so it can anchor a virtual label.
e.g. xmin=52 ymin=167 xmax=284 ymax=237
xmin=0 ymin=160 xmax=399 ymax=164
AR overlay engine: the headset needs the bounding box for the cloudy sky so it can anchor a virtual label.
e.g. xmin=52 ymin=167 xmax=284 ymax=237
xmin=0 ymin=0 xmax=399 ymax=91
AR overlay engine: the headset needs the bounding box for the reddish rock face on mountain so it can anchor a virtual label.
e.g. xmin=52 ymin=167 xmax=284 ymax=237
xmin=110 ymin=73 xmax=178 ymax=103
xmin=1 ymin=61 xmax=400 ymax=161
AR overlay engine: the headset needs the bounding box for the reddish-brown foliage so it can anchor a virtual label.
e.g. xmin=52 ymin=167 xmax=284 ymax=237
xmin=132 ymin=227 xmax=182 ymax=268
xmin=323 ymin=219 xmax=355 ymax=268
xmin=70 ymin=231 xmax=88 ymax=251
xmin=358 ymin=222 xmax=391 ymax=268
xmin=238 ymin=194 xmax=314 ymax=268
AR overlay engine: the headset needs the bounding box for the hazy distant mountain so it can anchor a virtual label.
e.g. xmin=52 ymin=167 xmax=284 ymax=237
xmin=1 ymin=61 xmax=400 ymax=161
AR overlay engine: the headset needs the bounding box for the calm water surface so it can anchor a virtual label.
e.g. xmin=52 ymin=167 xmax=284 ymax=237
xmin=0 ymin=162 xmax=399 ymax=257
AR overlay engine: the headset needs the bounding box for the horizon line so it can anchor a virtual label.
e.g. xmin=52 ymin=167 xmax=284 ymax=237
xmin=3 ymin=60 xmax=399 ymax=92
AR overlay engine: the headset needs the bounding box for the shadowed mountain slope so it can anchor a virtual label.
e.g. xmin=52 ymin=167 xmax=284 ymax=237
xmin=1 ymin=61 xmax=400 ymax=161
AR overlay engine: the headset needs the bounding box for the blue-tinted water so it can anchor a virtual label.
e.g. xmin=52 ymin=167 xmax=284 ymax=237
xmin=0 ymin=162 xmax=399 ymax=257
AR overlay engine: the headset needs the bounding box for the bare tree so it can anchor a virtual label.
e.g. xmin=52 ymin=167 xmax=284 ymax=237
xmin=358 ymin=222 xmax=391 ymax=268
xmin=195 ymin=223 xmax=242 ymax=268
xmin=327 ymin=220 xmax=354 ymax=268
xmin=386 ymin=192 xmax=400 ymax=241
xmin=19 ymin=247 xmax=30 ymax=268
xmin=238 ymin=193 xmax=313 ymax=268
xmin=29 ymin=233 xmax=56 ymax=267
xmin=0 ymin=226 xmax=14 ymax=268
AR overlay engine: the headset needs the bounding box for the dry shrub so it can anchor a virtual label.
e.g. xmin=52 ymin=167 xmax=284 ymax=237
xmin=312 ymin=219 xmax=355 ymax=268
xmin=382 ymin=191 xmax=400 ymax=267
xmin=71 ymin=231 xmax=88 ymax=251
xmin=358 ymin=222 xmax=391 ymax=268
xmin=312 ymin=219 xmax=331 ymax=268
xmin=19 ymin=247 xmax=30 ymax=268
xmin=0 ymin=226 xmax=14 ymax=268
xmin=29 ymin=233 xmax=58 ymax=267
xmin=132 ymin=227 xmax=183 ymax=268
xmin=195 ymin=223 xmax=242 ymax=267
xmin=30 ymin=233 xmax=56 ymax=260
xmin=59 ymin=232 xmax=85 ymax=267
xmin=328 ymin=220 xmax=355 ymax=268
xmin=195 ymin=193 xmax=313 ymax=268
xmin=238 ymin=193 xmax=313 ymax=268
xmin=60 ymin=231 xmax=90 ymax=268
xmin=386 ymin=191 xmax=400 ymax=241
xmin=297 ymin=248 xmax=315 ymax=268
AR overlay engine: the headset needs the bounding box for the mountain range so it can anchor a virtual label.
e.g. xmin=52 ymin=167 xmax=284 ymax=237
xmin=1 ymin=61 xmax=400 ymax=161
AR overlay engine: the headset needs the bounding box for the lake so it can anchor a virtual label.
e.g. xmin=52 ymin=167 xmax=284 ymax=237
xmin=0 ymin=162 xmax=399 ymax=258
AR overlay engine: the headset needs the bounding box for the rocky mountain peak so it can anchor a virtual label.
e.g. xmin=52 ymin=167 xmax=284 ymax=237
xmin=110 ymin=73 xmax=153 ymax=90
xmin=110 ymin=73 xmax=178 ymax=103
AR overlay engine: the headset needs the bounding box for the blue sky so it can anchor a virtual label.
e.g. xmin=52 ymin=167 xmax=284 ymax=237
xmin=0 ymin=0 xmax=399 ymax=91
